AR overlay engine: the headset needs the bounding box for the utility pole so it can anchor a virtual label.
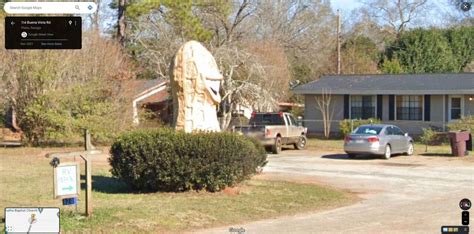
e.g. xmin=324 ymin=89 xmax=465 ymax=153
xmin=336 ymin=9 xmax=341 ymax=75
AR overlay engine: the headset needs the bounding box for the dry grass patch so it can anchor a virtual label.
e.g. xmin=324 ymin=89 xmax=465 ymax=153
xmin=0 ymin=147 xmax=356 ymax=233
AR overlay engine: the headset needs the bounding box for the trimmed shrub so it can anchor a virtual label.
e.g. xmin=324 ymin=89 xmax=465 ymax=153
xmin=448 ymin=116 xmax=474 ymax=132
xmin=109 ymin=128 xmax=267 ymax=192
xmin=339 ymin=118 xmax=381 ymax=137
xmin=419 ymin=128 xmax=438 ymax=146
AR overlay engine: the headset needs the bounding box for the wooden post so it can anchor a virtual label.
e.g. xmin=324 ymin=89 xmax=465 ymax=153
xmin=84 ymin=129 xmax=95 ymax=151
xmin=82 ymin=129 xmax=93 ymax=217
xmin=84 ymin=155 xmax=92 ymax=217
xmin=48 ymin=129 xmax=100 ymax=217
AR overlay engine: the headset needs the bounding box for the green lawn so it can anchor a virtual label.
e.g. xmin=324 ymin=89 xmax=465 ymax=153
xmin=305 ymin=139 xmax=344 ymax=151
xmin=0 ymin=147 xmax=356 ymax=233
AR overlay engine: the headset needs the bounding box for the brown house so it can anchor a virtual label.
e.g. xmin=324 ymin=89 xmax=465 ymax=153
xmin=131 ymin=79 xmax=171 ymax=125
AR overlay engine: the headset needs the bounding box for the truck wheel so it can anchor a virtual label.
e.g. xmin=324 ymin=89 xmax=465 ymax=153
xmin=272 ymin=137 xmax=282 ymax=154
xmin=294 ymin=135 xmax=307 ymax=150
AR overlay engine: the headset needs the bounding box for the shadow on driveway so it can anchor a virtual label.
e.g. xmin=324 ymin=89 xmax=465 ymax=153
xmin=419 ymin=153 xmax=454 ymax=157
xmin=322 ymin=154 xmax=385 ymax=160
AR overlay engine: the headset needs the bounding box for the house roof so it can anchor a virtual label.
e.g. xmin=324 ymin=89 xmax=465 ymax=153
xmin=134 ymin=79 xmax=168 ymax=99
xmin=292 ymin=73 xmax=474 ymax=95
xmin=138 ymin=87 xmax=169 ymax=104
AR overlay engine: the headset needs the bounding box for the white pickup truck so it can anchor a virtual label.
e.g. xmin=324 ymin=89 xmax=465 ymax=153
xmin=233 ymin=112 xmax=307 ymax=154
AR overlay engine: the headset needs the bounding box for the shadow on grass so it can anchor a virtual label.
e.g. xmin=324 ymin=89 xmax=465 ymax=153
xmin=322 ymin=153 xmax=393 ymax=160
xmin=80 ymin=175 xmax=133 ymax=194
xmin=419 ymin=153 xmax=455 ymax=157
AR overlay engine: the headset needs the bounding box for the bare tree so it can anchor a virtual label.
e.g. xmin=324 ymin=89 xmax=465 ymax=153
xmin=314 ymin=89 xmax=335 ymax=138
xmin=214 ymin=43 xmax=283 ymax=130
xmin=360 ymin=0 xmax=430 ymax=40
xmin=117 ymin=0 xmax=127 ymax=44
xmin=127 ymin=1 xmax=291 ymax=130
xmin=251 ymin=0 xmax=336 ymax=81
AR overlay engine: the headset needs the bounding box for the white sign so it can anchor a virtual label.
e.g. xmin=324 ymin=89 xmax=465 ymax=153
xmin=5 ymin=207 xmax=60 ymax=233
xmin=54 ymin=163 xmax=80 ymax=198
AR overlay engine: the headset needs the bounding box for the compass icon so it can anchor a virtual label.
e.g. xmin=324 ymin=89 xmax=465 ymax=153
xmin=460 ymin=198 xmax=471 ymax=211
xmin=460 ymin=1 xmax=472 ymax=12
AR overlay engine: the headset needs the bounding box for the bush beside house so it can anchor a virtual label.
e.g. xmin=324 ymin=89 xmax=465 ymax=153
xmin=447 ymin=116 xmax=474 ymax=132
xmin=109 ymin=128 xmax=267 ymax=192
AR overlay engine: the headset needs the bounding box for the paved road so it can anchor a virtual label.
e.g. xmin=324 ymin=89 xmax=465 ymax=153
xmin=200 ymin=150 xmax=474 ymax=234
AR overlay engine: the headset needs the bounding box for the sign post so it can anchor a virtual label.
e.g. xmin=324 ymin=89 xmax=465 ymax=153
xmin=83 ymin=154 xmax=92 ymax=216
xmin=47 ymin=129 xmax=101 ymax=217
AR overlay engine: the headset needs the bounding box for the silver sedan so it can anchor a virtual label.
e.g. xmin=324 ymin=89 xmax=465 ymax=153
xmin=343 ymin=124 xmax=414 ymax=159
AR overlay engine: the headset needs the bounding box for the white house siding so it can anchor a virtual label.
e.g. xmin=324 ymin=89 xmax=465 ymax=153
xmin=430 ymin=95 xmax=445 ymax=123
xmin=304 ymin=94 xmax=344 ymax=135
xmin=303 ymin=94 xmax=474 ymax=136
xmin=465 ymin=95 xmax=474 ymax=116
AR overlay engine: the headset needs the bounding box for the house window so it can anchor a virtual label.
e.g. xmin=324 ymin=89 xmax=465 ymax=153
xmin=396 ymin=95 xmax=422 ymax=120
xmin=449 ymin=96 xmax=463 ymax=120
xmin=350 ymin=95 xmax=375 ymax=119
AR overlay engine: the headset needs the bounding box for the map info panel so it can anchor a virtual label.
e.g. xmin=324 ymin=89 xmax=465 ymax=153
xmin=5 ymin=207 xmax=60 ymax=233
xmin=5 ymin=17 xmax=81 ymax=49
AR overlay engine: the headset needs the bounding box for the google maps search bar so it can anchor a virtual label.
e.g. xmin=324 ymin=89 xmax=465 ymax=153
xmin=4 ymin=2 xmax=97 ymax=14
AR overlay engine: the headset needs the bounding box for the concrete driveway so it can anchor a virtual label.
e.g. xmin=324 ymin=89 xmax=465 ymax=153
xmin=200 ymin=150 xmax=474 ymax=234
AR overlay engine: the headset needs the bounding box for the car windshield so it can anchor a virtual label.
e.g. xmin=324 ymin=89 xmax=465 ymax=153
xmin=249 ymin=114 xmax=285 ymax=125
xmin=353 ymin=126 xmax=383 ymax=135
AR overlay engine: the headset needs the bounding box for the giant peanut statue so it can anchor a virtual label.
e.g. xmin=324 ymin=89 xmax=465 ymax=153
xmin=170 ymin=41 xmax=223 ymax=133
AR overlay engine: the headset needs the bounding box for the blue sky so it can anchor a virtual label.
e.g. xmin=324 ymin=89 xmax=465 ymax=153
xmin=330 ymin=0 xmax=363 ymax=13
xmin=328 ymin=0 xmax=469 ymax=27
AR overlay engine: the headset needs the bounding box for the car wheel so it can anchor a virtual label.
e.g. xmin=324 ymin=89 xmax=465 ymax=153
xmin=294 ymin=135 xmax=307 ymax=150
xmin=272 ymin=137 xmax=282 ymax=154
xmin=348 ymin=154 xmax=357 ymax=159
xmin=405 ymin=142 xmax=414 ymax=156
xmin=383 ymin=145 xmax=391 ymax=160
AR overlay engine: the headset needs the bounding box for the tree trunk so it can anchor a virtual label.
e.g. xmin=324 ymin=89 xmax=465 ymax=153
xmin=219 ymin=94 xmax=234 ymax=131
xmin=93 ymin=0 xmax=101 ymax=32
xmin=117 ymin=0 xmax=127 ymax=45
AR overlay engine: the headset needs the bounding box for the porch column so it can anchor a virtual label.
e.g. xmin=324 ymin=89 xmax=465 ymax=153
xmin=442 ymin=95 xmax=446 ymax=131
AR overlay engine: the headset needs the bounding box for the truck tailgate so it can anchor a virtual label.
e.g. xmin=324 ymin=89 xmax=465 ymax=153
xmin=234 ymin=125 xmax=266 ymax=138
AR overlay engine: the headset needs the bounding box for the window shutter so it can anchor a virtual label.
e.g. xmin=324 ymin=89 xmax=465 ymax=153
xmin=377 ymin=95 xmax=383 ymax=120
xmin=389 ymin=95 xmax=395 ymax=120
xmin=424 ymin=95 xmax=431 ymax=121
xmin=344 ymin=95 xmax=349 ymax=119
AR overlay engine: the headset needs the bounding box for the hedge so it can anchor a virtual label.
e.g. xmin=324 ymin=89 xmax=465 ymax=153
xmin=109 ymin=128 xmax=267 ymax=192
